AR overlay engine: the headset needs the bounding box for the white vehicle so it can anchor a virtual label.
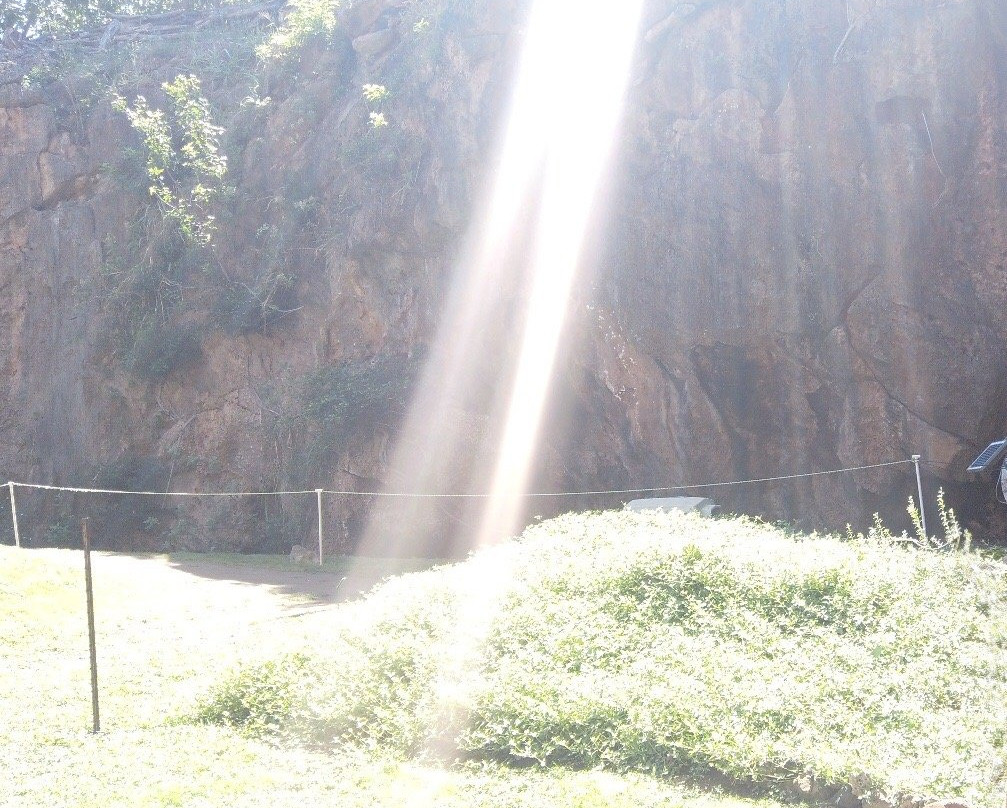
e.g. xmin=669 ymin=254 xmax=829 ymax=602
xmin=625 ymin=496 xmax=719 ymax=517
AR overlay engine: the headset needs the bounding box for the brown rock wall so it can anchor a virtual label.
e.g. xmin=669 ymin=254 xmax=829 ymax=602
xmin=0 ymin=0 xmax=1005 ymax=549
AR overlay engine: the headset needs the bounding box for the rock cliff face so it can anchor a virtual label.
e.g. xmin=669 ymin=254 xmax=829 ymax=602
xmin=1 ymin=0 xmax=1006 ymax=552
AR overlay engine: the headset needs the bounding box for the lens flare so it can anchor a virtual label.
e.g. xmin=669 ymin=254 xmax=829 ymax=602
xmin=354 ymin=0 xmax=645 ymax=561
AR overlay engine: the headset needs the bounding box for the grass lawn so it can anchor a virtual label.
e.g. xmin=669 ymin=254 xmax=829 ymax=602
xmin=0 ymin=541 xmax=789 ymax=808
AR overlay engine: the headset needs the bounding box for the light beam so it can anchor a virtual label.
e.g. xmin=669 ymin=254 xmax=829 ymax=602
xmin=356 ymin=0 xmax=645 ymax=557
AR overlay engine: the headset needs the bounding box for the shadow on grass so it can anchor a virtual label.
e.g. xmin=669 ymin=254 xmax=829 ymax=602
xmin=162 ymin=553 xmax=446 ymax=606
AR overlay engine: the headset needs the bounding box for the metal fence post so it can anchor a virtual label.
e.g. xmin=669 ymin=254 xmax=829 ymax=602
xmin=912 ymin=454 xmax=928 ymax=538
xmin=8 ymin=482 xmax=20 ymax=548
xmin=316 ymin=489 xmax=324 ymax=566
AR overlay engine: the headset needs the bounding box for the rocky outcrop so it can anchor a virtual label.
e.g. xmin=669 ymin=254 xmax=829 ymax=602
xmin=1 ymin=0 xmax=1006 ymax=551
xmin=598 ymin=0 xmax=1007 ymax=534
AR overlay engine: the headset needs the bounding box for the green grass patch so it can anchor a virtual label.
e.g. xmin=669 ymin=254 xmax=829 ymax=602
xmin=196 ymin=511 xmax=1007 ymax=807
xmin=2 ymin=541 xmax=787 ymax=808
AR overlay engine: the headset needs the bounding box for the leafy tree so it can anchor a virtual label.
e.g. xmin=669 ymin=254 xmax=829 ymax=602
xmin=2 ymin=1 xmax=243 ymax=38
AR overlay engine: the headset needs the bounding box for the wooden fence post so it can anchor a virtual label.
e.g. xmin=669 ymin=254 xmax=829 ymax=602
xmin=82 ymin=518 xmax=100 ymax=733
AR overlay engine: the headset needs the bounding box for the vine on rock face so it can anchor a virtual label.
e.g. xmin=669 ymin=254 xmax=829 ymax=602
xmin=113 ymin=74 xmax=228 ymax=246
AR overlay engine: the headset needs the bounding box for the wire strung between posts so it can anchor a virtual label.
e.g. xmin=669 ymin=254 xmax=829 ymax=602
xmin=9 ymin=482 xmax=317 ymax=497
xmin=320 ymin=458 xmax=915 ymax=498
xmin=7 ymin=458 xmax=914 ymax=501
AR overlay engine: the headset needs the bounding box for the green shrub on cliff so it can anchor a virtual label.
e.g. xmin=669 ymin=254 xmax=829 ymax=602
xmin=125 ymin=319 xmax=202 ymax=380
xmin=294 ymin=354 xmax=418 ymax=468
xmin=196 ymin=510 xmax=1007 ymax=806
xmin=104 ymin=74 xmax=235 ymax=381
xmin=258 ymin=0 xmax=341 ymax=60
xmin=213 ymin=266 xmax=298 ymax=336
xmin=113 ymin=74 xmax=228 ymax=246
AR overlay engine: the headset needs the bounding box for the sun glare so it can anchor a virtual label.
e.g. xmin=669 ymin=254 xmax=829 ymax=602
xmin=474 ymin=0 xmax=646 ymax=547
xmin=356 ymin=0 xmax=646 ymax=561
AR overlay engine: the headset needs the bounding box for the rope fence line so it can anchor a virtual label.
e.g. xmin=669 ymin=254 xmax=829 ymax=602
xmin=6 ymin=458 xmax=915 ymax=501
xmin=471 ymin=459 xmax=917 ymax=499
xmin=8 ymin=482 xmax=319 ymax=497
xmin=4 ymin=457 xmax=921 ymax=558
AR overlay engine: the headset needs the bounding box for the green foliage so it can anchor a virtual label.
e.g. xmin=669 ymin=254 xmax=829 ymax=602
xmin=362 ymin=83 xmax=390 ymax=104
xmin=20 ymin=453 xmax=180 ymax=552
xmin=196 ymin=511 xmax=1007 ymax=806
xmin=861 ymin=489 xmax=973 ymax=552
xmin=297 ymin=355 xmax=417 ymax=462
xmin=2 ymin=0 xmax=255 ymax=38
xmin=334 ymin=124 xmax=424 ymax=194
xmin=213 ymin=266 xmax=298 ymax=336
xmin=102 ymin=74 xmax=234 ymax=380
xmin=124 ymin=318 xmax=202 ymax=380
xmin=934 ymin=488 xmax=972 ymax=551
xmin=195 ymin=654 xmax=312 ymax=738
xmin=257 ymin=0 xmax=341 ymax=61
xmin=362 ymin=83 xmax=391 ymax=128
xmin=113 ymin=74 xmax=228 ymax=246
xmin=98 ymin=230 xmax=208 ymax=380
